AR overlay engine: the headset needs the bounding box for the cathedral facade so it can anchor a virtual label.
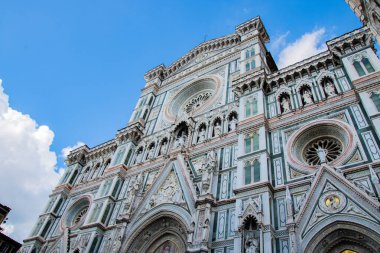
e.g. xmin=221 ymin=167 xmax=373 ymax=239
xmin=20 ymin=17 xmax=380 ymax=253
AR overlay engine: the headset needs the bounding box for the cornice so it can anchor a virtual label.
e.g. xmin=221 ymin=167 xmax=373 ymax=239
xmin=235 ymin=16 xmax=269 ymax=42
xmin=144 ymin=34 xmax=241 ymax=84
xmin=86 ymin=140 xmax=117 ymax=160
xmin=66 ymin=140 xmax=117 ymax=165
xmin=116 ymin=120 xmax=145 ymax=145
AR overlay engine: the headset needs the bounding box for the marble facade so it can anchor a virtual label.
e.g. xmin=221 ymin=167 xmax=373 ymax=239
xmin=20 ymin=17 xmax=380 ymax=253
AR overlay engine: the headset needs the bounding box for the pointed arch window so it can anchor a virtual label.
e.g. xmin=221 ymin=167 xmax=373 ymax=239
xmin=244 ymin=160 xmax=261 ymax=185
xmin=253 ymin=160 xmax=260 ymax=182
xmin=101 ymin=180 xmax=113 ymax=196
xmin=124 ymin=149 xmax=133 ymax=165
xmin=111 ymin=179 xmax=121 ymax=197
xmin=362 ymin=57 xmax=375 ymax=73
xmin=245 ymin=50 xmax=250 ymax=59
xmin=68 ymin=169 xmax=78 ymax=185
xmin=245 ymin=100 xmax=251 ymax=117
xmin=244 ymin=132 xmax=260 ymax=154
xmin=371 ymin=92 xmax=380 ymax=111
xmin=251 ymin=48 xmax=255 ymax=57
xmin=245 ymin=96 xmax=258 ymax=118
xmin=244 ymin=162 xmax=251 ymax=185
xmin=52 ymin=197 xmax=64 ymax=214
xmin=353 ymin=61 xmax=366 ymax=77
xmin=246 ymin=62 xmax=250 ymax=72
xmin=89 ymin=203 xmax=103 ymax=223
xmin=40 ymin=219 xmax=52 ymax=238
xmin=245 ymin=135 xmax=252 ymax=153
xmin=142 ymin=109 xmax=149 ymax=120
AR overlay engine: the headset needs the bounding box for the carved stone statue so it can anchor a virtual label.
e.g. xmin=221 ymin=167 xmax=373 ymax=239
xmin=79 ymin=236 xmax=88 ymax=251
xmin=160 ymin=141 xmax=168 ymax=155
xmin=317 ymin=147 xmax=327 ymax=164
xmin=135 ymin=150 xmax=143 ymax=164
xmin=205 ymin=150 xmax=217 ymax=169
xmin=229 ymin=115 xmax=237 ymax=131
xmin=200 ymin=151 xmax=217 ymax=194
xmin=122 ymin=173 xmax=143 ymax=215
xmin=202 ymin=219 xmax=210 ymax=242
xmin=198 ymin=127 xmax=206 ymax=142
xmin=213 ymin=121 xmax=222 ymax=136
xmin=302 ymin=90 xmax=313 ymax=105
xmin=281 ymin=97 xmax=291 ymax=113
xmin=295 ymin=194 xmax=306 ymax=213
xmin=148 ymin=146 xmax=155 ymax=159
xmin=245 ymin=237 xmax=259 ymax=253
xmin=112 ymin=236 xmax=122 ymax=253
xmin=175 ymin=132 xmax=187 ymax=148
xmin=324 ymin=81 xmax=336 ymax=97
xmin=187 ymin=221 xmax=195 ymax=244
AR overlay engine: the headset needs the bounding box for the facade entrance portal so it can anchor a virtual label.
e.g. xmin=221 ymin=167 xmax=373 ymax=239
xmin=126 ymin=217 xmax=187 ymax=253
xmin=306 ymin=225 xmax=380 ymax=253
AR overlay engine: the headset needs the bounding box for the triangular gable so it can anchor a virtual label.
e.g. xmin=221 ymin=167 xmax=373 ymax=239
xmin=130 ymin=154 xmax=196 ymax=222
xmin=296 ymin=164 xmax=380 ymax=239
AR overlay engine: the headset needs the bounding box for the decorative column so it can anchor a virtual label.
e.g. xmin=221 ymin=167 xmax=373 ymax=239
xmin=285 ymin=186 xmax=297 ymax=253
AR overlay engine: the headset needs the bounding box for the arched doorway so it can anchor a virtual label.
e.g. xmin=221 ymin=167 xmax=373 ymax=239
xmin=126 ymin=217 xmax=187 ymax=253
xmin=305 ymin=223 xmax=380 ymax=253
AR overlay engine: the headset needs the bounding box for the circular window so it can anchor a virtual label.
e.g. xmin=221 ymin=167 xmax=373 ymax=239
xmin=163 ymin=76 xmax=222 ymax=122
xmin=61 ymin=197 xmax=90 ymax=229
xmin=286 ymin=119 xmax=357 ymax=173
xmin=183 ymin=91 xmax=213 ymax=113
xmin=72 ymin=206 xmax=88 ymax=226
xmin=303 ymin=137 xmax=343 ymax=166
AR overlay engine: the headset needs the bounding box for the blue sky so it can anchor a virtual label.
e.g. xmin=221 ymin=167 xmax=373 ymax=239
xmin=0 ymin=0 xmax=362 ymax=241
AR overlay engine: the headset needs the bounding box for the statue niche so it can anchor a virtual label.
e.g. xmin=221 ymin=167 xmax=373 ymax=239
xmin=279 ymin=93 xmax=291 ymax=114
xmin=174 ymin=122 xmax=189 ymax=148
xmin=321 ymin=77 xmax=336 ymax=98
xmin=158 ymin=138 xmax=168 ymax=156
xmin=228 ymin=112 xmax=238 ymax=132
xmin=199 ymin=150 xmax=217 ymax=195
xmin=243 ymin=216 xmax=260 ymax=253
xmin=135 ymin=147 xmax=144 ymax=164
xmin=197 ymin=124 xmax=207 ymax=143
xmin=212 ymin=118 xmax=222 ymax=137
xmin=300 ymin=86 xmax=314 ymax=106
xmin=147 ymin=142 xmax=156 ymax=160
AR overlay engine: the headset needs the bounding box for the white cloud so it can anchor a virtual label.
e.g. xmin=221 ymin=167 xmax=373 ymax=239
xmin=1 ymin=223 xmax=15 ymax=235
xmin=270 ymin=31 xmax=290 ymax=53
xmin=61 ymin=141 xmax=85 ymax=159
xmin=277 ymin=28 xmax=327 ymax=69
xmin=0 ymin=79 xmax=62 ymax=242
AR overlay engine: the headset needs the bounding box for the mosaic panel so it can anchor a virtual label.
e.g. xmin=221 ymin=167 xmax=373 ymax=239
xmin=362 ymin=131 xmax=380 ymax=160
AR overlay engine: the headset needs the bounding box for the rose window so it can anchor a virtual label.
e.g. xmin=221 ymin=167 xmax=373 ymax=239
xmin=286 ymin=119 xmax=357 ymax=173
xmin=303 ymin=138 xmax=343 ymax=166
xmin=183 ymin=92 xmax=212 ymax=113
xmin=72 ymin=206 xmax=88 ymax=226
xmin=163 ymin=77 xmax=222 ymax=122
xmin=62 ymin=198 xmax=90 ymax=229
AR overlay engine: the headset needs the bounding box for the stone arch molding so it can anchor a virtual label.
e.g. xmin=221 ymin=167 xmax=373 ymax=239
xmin=286 ymin=119 xmax=358 ymax=173
xmin=294 ymin=77 xmax=313 ymax=92
xmin=301 ymin=220 xmax=380 ymax=253
xmin=60 ymin=195 xmax=92 ymax=231
xmin=163 ymin=75 xmax=223 ymax=122
xmin=121 ymin=204 xmax=191 ymax=253
xmin=238 ymin=197 xmax=262 ymax=231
